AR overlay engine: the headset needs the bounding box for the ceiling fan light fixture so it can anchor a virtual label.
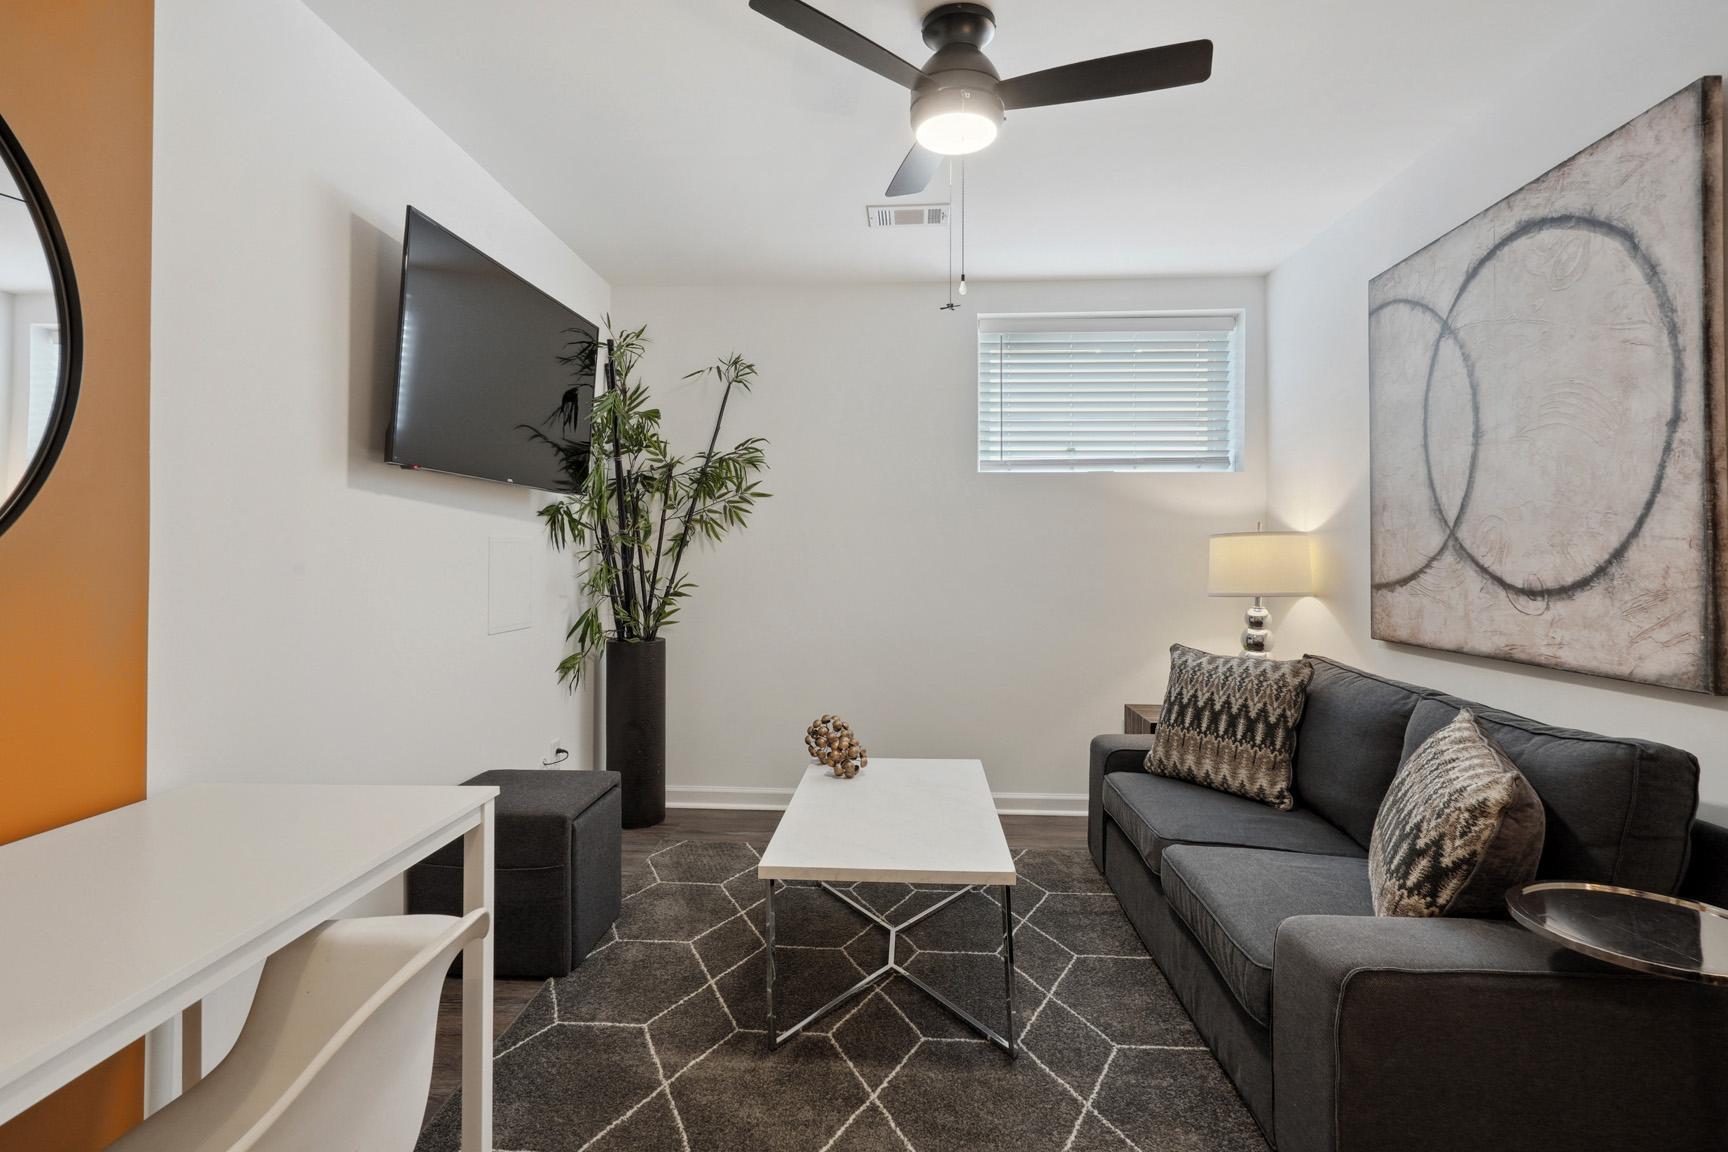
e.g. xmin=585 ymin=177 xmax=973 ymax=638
xmin=747 ymin=0 xmax=1216 ymax=198
xmin=911 ymin=87 xmax=1002 ymax=155
xmin=915 ymin=110 xmax=997 ymax=155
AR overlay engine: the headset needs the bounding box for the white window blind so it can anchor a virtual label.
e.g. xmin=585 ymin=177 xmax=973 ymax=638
xmin=977 ymin=315 xmax=1239 ymax=473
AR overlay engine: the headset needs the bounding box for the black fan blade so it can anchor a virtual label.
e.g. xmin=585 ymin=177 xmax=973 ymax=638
xmin=749 ymin=0 xmax=926 ymax=89
xmin=997 ymin=39 xmax=1213 ymax=110
xmin=886 ymin=143 xmax=943 ymax=197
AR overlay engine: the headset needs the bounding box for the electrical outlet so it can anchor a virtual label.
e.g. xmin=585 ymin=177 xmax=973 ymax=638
xmin=544 ymin=740 xmax=570 ymax=768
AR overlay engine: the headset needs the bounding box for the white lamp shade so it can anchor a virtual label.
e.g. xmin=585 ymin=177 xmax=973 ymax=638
xmin=1208 ymin=531 xmax=1313 ymax=597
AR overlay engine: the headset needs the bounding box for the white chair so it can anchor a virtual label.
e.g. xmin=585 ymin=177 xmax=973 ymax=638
xmin=108 ymin=910 xmax=489 ymax=1152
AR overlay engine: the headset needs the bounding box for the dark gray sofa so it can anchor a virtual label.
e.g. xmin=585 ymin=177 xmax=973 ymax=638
xmin=1088 ymin=654 xmax=1728 ymax=1152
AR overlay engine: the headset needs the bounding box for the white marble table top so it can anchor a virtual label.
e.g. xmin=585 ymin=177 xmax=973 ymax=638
xmin=757 ymin=759 xmax=1016 ymax=885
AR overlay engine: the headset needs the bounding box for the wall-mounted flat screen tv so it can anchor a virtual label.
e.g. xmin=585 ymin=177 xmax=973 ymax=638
xmin=387 ymin=206 xmax=595 ymax=490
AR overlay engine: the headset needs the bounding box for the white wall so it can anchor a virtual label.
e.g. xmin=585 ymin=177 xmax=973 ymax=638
xmin=151 ymin=0 xmax=608 ymax=795
xmin=149 ymin=0 xmax=609 ymax=1073
xmin=2 ymin=291 xmax=53 ymax=492
xmin=0 ymin=292 xmax=11 ymax=486
xmin=613 ymin=278 xmax=1267 ymax=810
xmin=1266 ymin=0 xmax=1728 ymax=816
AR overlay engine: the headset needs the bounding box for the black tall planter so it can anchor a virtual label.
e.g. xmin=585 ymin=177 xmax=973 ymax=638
xmin=605 ymin=638 xmax=666 ymax=828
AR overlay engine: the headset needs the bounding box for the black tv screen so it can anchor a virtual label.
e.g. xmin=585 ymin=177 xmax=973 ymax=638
xmin=387 ymin=207 xmax=595 ymax=489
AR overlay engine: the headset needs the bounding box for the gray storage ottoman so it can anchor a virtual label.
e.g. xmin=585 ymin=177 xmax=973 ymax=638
xmin=407 ymin=768 xmax=622 ymax=978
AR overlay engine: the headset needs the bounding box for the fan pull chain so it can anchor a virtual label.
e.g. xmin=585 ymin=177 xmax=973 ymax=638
xmin=940 ymin=158 xmax=959 ymax=311
xmin=958 ymin=155 xmax=968 ymax=296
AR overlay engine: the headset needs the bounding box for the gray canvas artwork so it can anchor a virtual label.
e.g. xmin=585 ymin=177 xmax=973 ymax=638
xmin=1369 ymin=78 xmax=1727 ymax=693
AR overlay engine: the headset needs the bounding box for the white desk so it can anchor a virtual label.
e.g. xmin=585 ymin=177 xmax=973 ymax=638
xmin=0 ymin=783 xmax=497 ymax=1150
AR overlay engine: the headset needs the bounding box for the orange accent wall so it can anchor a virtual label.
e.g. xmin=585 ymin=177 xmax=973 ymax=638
xmin=0 ymin=1 xmax=153 ymax=1148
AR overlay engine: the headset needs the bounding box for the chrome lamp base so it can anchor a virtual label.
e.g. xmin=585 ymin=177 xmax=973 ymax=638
xmin=765 ymin=879 xmax=1018 ymax=1056
xmin=1241 ymin=596 xmax=1273 ymax=657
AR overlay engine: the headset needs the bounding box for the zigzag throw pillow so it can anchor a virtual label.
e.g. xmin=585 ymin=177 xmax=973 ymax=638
xmin=1143 ymin=644 xmax=1313 ymax=810
xmin=1368 ymin=707 xmax=1546 ymax=918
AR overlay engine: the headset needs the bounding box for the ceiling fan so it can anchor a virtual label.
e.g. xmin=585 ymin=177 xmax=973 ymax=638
xmin=747 ymin=0 xmax=1214 ymax=197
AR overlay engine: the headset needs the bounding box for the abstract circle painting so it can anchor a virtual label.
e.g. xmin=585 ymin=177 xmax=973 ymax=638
xmin=1367 ymin=78 xmax=1726 ymax=694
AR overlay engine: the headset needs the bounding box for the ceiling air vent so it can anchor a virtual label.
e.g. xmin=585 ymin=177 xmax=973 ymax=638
xmin=865 ymin=204 xmax=948 ymax=228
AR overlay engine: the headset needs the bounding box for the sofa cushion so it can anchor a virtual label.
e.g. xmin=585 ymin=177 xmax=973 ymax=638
xmin=1403 ymin=697 xmax=1697 ymax=893
xmin=1103 ymin=771 xmax=1364 ymax=877
xmin=1145 ymin=644 xmax=1314 ymax=810
xmin=1161 ymin=844 xmax=1372 ymax=1026
xmin=1369 ymin=708 xmax=1545 ymax=917
xmin=1294 ymin=656 xmax=1427 ymax=847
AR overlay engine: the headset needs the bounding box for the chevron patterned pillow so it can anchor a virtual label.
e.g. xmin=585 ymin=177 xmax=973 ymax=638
xmin=1369 ymin=708 xmax=1546 ymax=918
xmin=1143 ymin=644 xmax=1313 ymax=810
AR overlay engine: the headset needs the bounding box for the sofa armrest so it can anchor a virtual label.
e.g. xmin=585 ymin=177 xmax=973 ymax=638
xmin=1273 ymin=915 xmax=1728 ymax=1152
xmin=1088 ymin=733 xmax=1156 ymax=870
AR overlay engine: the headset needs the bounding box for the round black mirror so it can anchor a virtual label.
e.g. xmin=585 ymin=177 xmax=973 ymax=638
xmin=0 ymin=113 xmax=81 ymax=538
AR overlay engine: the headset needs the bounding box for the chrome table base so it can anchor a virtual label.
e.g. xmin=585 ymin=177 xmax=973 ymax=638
xmin=764 ymin=879 xmax=1018 ymax=1056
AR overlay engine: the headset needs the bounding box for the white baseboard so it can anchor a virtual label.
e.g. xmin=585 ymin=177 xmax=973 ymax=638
xmin=991 ymin=792 xmax=1088 ymax=817
xmin=665 ymin=784 xmax=1086 ymax=817
xmin=664 ymin=784 xmax=793 ymax=811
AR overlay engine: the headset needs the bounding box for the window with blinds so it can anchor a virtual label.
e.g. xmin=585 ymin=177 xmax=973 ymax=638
xmin=977 ymin=315 xmax=1240 ymax=473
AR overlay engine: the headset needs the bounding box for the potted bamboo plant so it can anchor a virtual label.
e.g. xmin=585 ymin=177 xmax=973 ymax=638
xmin=533 ymin=322 xmax=769 ymax=827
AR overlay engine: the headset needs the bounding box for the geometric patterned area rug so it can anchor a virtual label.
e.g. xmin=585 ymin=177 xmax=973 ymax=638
xmin=417 ymin=841 xmax=1267 ymax=1152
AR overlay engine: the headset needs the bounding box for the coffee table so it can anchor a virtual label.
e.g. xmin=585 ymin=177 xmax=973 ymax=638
xmin=756 ymin=758 xmax=1019 ymax=1055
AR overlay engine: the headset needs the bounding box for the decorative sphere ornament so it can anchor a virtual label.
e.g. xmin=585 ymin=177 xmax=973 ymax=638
xmin=805 ymin=714 xmax=867 ymax=779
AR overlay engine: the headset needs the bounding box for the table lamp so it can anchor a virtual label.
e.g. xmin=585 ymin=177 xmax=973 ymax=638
xmin=1208 ymin=528 xmax=1313 ymax=656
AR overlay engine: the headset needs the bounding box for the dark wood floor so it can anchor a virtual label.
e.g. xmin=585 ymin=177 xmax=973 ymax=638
xmin=422 ymin=807 xmax=1085 ymax=1126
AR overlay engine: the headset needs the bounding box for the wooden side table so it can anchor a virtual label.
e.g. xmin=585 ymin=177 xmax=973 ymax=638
xmin=1124 ymin=703 xmax=1163 ymax=735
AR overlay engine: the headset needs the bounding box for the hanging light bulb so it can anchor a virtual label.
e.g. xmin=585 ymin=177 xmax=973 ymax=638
xmin=958 ymin=275 xmax=968 ymax=296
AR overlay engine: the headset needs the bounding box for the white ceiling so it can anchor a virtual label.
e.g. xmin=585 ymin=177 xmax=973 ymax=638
xmin=305 ymin=0 xmax=1610 ymax=287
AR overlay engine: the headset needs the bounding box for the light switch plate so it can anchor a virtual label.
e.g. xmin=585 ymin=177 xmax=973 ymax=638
xmin=488 ymin=537 xmax=533 ymax=634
